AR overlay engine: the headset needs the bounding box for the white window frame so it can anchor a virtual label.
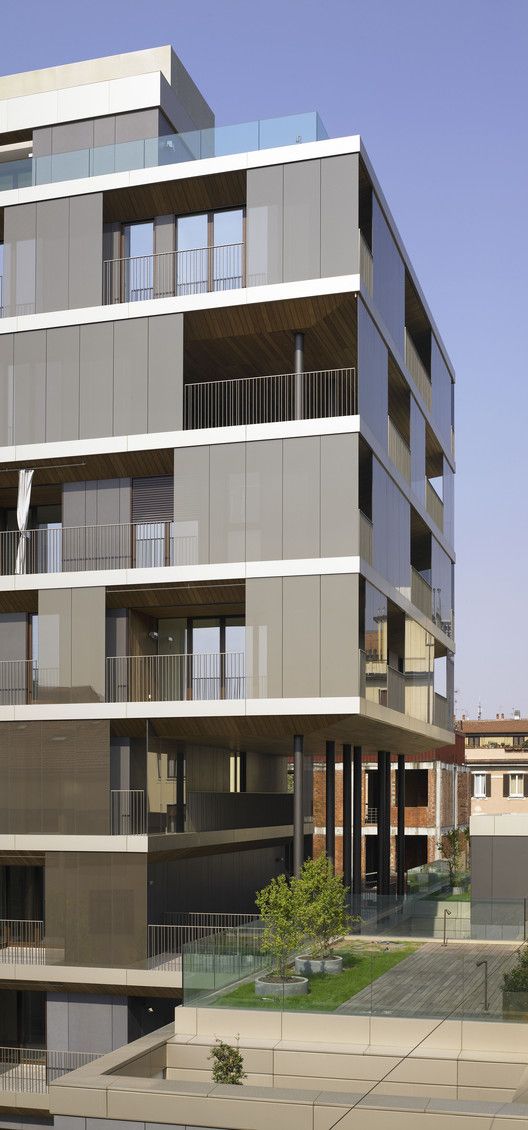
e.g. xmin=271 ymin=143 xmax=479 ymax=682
xmin=473 ymin=772 xmax=487 ymax=799
xmin=509 ymin=773 xmax=524 ymax=799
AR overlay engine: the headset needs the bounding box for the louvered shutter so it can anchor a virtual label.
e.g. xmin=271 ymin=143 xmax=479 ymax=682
xmin=131 ymin=477 xmax=174 ymax=523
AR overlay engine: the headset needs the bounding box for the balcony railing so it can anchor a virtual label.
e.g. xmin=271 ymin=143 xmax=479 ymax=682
xmin=434 ymin=692 xmax=452 ymax=730
xmin=103 ymin=243 xmax=245 ymax=305
xmin=184 ymin=367 xmax=357 ymax=430
xmin=0 ymin=661 xmax=58 ymax=705
xmin=426 ymin=479 xmax=444 ymax=531
xmin=359 ymin=231 xmax=373 ymax=295
xmin=148 ymin=913 xmax=261 ymax=973
xmin=359 ymin=511 xmax=373 ymax=564
xmin=405 ymin=328 xmax=432 ymax=411
xmin=365 ymin=806 xmax=378 ymax=825
xmin=0 ymin=919 xmax=45 ymax=964
xmin=411 ymin=567 xmax=433 ymax=618
xmin=0 ymin=1047 xmax=98 ymax=1093
xmin=387 ymin=417 xmax=411 ymax=481
xmin=106 ymin=651 xmax=245 ymax=703
xmin=111 ymin=790 xmax=147 ymax=835
xmin=0 ymin=522 xmax=197 ymax=577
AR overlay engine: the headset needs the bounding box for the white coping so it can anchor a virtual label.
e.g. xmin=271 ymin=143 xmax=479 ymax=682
xmin=0 ymin=833 xmax=147 ymax=852
xmin=471 ymin=812 xmax=528 ymax=837
xmin=0 ymin=271 xmax=360 ymax=336
xmin=0 ymin=70 xmax=170 ymax=137
xmin=0 ymin=962 xmax=182 ymax=989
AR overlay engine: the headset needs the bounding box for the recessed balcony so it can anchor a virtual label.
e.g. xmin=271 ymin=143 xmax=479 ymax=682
xmin=103 ymin=243 xmax=245 ymax=304
xmin=387 ymin=417 xmax=411 ymax=482
xmin=184 ymin=366 xmax=357 ymax=430
xmin=0 ymin=521 xmax=196 ymax=578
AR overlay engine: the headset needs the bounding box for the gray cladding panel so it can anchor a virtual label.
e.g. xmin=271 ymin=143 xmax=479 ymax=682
xmin=113 ymin=319 xmax=149 ymax=436
xmin=79 ymin=322 xmax=114 ymax=440
xmin=283 ymin=159 xmax=321 ymax=282
xmin=35 ymin=198 xmax=70 ymax=313
xmin=209 ymin=442 xmax=245 ymax=563
xmin=245 ymin=439 xmax=283 ymax=561
xmin=320 ymin=154 xmax=359 ymax=277
xmin=71 ymin=587 xmax=106 ymax=701
xmin=320 ymin=432 xmax=358 ymax=556
xmin=0 ymin=334 xmax=14 ymax=445
xmin=372 ymin=195 xmax=405 ymax=353
xmin=148 ymin=313 xmax=183 ymax=432
xmin=174 ymin=445 xmax=210 ymax=562
xmin=283 ymin=575 xmax=321 ymax=698
xmin=69 ymin=194 xmax=103 ymax=309
xmin=245 ymin=577 xmax=283 ymax=698
xmin=45 ymin=325 xmax=80 ymax=442
xmin=0 ymin=613 xmax=27 ymax=661
xmin=14 ymin=329 xmax=46 ymax=444
xmin=283 ymin=436 xmax=320 ymax=558
xmin=3 ymin=202 xmax=37 ymax=317
xmin=246 ymin=164 xmax=284 ymax=286
xmin=320 ymin=573 xmax=359 ymax=696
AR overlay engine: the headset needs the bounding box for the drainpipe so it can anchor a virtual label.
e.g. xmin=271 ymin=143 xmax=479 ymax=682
xmin=294 ymin=332 xmax=304 ymax=420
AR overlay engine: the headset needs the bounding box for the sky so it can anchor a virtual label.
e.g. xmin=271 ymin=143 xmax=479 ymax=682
xmin=0 ymin=0 xmax=526 ymax=719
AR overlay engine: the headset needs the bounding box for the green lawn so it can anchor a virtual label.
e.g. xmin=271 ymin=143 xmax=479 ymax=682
xmin=214 ymin=942 xmax=419 ymax=1011
xmin=424 ymin=890 xmax=471 ymax=902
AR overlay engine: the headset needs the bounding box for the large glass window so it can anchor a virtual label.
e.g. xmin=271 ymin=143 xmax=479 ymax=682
xmin=123 ymin=221 xmax=154 ymax=301
xmin=176 ymin=209 xmax=244 ymax=296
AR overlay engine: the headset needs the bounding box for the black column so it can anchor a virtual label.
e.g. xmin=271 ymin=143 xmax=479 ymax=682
xmin=293 ymin=734 xmax=304 ymax=877
xmin=325 ymin=740 xmax=336 ymax=867
xmin=176 ymin=744 xmax=185 ymax=833
xmin=377 ymin=751 xmax=391 ymax=895
xmin=352 ymin=745 xmax=362 ymax=910
xmin=343 ymin=744 xmax=352 ymax=901
xmin=397 ymin=753 xmax=405 ymax=895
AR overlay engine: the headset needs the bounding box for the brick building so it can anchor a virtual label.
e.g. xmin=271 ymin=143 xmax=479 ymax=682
xmin=312 ymin=733 xmax=468 ymax=885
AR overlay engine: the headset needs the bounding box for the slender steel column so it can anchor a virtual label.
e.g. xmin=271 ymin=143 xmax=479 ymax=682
xmin=294 ymin=331 xmax=304 ymax=420
xmin=352 ymin=745 xmax=362 ymax=910
xmin=377 ymin=751 xmax=391 ymax=895
xmin=343 ymin=744 xmax=352 ymax=900
xmin=397 ymin=753 xmax=406 ymax=895
xmin=325 ymin=740 xmax=336 ymax=867
xmin=293 ymin=734 xmax=304 ymax=877
xmin=176 ymin=743 xmax=186 ymax=833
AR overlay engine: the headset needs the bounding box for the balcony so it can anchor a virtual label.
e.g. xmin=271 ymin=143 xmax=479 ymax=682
xmin=0 ymin=919 xmax=45 ymax=964
xmin=359 ymin=653 xmax=405 ymax=713
xmin=426 ymin=479 xmax=444 ymax=531
xmin=184 ymin=367 xmax=357 ymax=430
xmin=0 ymin=521 xmax=197 ymax=578
xmin=110 ymin=788 xmax=293 ymax=836
xmin=405 ymin=328 xmax=432 ymax=411
xmin=434 ymin=692 xmax=451 ymax=730
xmin=0 ymin=1047 xmax=97 ymax=1095
xmin=103 ymin=243 xmax=245 ymax=304
xmin=411 ymin=567 xmax=433 ymax=618
xmin=387 ymin=417 xmax=411 ymax=482
xmin=106 ymin=651 xmax=246 ymax=703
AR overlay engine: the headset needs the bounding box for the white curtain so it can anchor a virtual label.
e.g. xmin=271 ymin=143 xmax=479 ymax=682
xmin=15 ymin=468 xmax=34 ymax=575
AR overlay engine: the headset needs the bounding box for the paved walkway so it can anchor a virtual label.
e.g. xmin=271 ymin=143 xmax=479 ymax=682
xmin=338 ymin=941 xmax=521 ymax=1018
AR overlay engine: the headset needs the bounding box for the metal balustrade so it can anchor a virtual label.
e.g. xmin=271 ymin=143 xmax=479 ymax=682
xmin=105 ymin=651 xmax=245 ymax=703
xmin=0 ymin=522 xmax=198 ymax=577
xmin=365 ymin=807 xmax=378 ymax=825
xmin=0 ymin=661 xmax=59 ymax=705
xmin=405 ymin=328 xmax=432 ymax=411
xmin=184 ymin=366 xmax=357 ymax=430
xmin=0 ymin=919 xmax=45 ymax=964
xmin=387 ymin=417 xmax=411 ymax=482
xmin=0 ymin=1047 xmax=98 ymax=1093
xmin=148 ymin=912 xmax=260 ymax=972
xmin=111 ymin=790 xmax=147 ymax=835
xmin=426 ymin=478 xmax=444 ymax=531
xmin=103 ymin=243 xmax=245 ymax=305
xmin=411 ymin=567 xmax=433 ymax=618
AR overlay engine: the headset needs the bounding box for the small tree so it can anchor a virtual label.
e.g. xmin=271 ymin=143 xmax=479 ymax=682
xmin=437 ymin=828 xmax=464 ymax=887
xmin=297 ymin=855 xmax=349 ymax=959
xmin=503 ymin=946 xmax=528 ymax=994
xmin=209 ymin=1039 xmax=246 ymax=1085
xmin=255 ymin=872 xmax=303 ymax=980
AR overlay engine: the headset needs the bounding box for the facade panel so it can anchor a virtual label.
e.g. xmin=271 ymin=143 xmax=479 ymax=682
xmin=45 ymin=326 xmax=80 ymax=442
xmin=79 ymin=322 xmax=114 ymax=439
xmin=113 ymin=319 xmax=149 ymax=436
xmin=283 ymin=436 xmax=320 ymax=559
xmin=283 ymin=575 xmax=320 ymax=697
xmin=283 ymin=159 xmax=321 ymax=282
xmin=14 ymin=329 xmax=47 ymax=444
xmin=246 ymin=164 xmax=284 ymax=285
xmin=68 ymin=193 xmax=103 ymax=309
xmin=320 ymin=154 xmax=359 ymax=277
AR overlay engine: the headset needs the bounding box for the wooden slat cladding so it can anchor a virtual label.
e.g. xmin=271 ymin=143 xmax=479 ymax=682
xmin=106 ymin=580 xmax=245 ymax=614
xmin=131 ymin=476 xmax=174 ymax=523
xmin=103 ymin=170 xmax=246 ymax=225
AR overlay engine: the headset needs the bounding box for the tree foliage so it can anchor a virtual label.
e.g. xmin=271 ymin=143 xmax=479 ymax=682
xmin=255 ymin=872 xmax=303 ymax=980
xmin=437 ymin=828 xmax=466 ymax=886
xmin=209 ymin=1039 xmax=246 ymax=1085
xmin=297 ymin=854 xmax=350 ymax=958
xmin=503 ymin=946 xmax=528 ymax=993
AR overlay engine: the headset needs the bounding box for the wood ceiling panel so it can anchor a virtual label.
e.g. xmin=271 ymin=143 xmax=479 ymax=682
xmin=103 ymin=170 xmax=246 ymax=224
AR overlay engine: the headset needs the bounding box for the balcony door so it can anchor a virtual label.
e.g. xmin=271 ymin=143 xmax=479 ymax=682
xmin=123 ymin=221 xmax=154 ymax=302
xmin=176 ymin=208 xmax=244 ymax=296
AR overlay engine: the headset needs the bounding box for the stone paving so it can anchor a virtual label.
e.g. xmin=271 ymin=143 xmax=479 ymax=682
xmin=338 ymin=940 xmax=522 ymax=1017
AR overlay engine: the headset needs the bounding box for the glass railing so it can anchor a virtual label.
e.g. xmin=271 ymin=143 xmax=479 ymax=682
xmin=0 ymin=113 xmax=328 ymax=193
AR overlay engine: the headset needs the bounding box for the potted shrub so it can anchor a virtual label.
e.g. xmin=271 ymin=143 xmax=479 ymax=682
xmin=209 ymin=1039 xmax=246 ymax=1085
xmin=254 ymin=873 xmax=308 ymax=996
xmin=294 ymin=855 xmax=352 ymax=975
xmin=503 ymin=946 xmax=528 ymax=1020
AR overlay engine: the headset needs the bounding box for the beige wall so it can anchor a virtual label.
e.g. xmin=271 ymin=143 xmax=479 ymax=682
xmin=38 ymin=586 xmax=106 ymax=702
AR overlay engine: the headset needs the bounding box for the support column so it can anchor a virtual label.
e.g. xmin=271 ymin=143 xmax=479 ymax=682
xmin=293 ymin=734 xmax=304 ymax=878
xmin=294 ymin=331 xmax=304 ymax=420
xmin=397 ymin=753 xmax=405 ymax=895
xmin=352 ymin=745 xmax=362 ymax=910
xmin=377 ymin=751 xmax=391 ymax=895
xmin=176 ymin=743 xmax=186 ymax=834
xmin=325 ymin=740 xmax=336 ymax=867
xmin=343 ymin=744 xmax=352 ymax=901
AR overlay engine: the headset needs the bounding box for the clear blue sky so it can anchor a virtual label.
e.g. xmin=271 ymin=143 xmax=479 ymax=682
xmin=2 ymin=0 xmax=526 ymax=719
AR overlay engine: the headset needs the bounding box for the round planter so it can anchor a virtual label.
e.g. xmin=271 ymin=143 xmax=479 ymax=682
xmin=255 ymin=975 xmax=308 ymax=998
xmin=294 ymin=955 xmax=343 ymax=976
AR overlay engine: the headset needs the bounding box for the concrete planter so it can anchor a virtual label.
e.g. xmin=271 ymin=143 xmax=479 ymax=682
xmin=294 ymin=955 xmax=343 ymax=976
xmin=255 ymin=975 xmax=308 ymax=998
xmin=503 ymin=990 xmax=528 ymax=1020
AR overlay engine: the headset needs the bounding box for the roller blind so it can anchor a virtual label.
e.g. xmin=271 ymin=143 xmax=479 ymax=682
xmin=131 ymin=477 xmax=174 ymax=523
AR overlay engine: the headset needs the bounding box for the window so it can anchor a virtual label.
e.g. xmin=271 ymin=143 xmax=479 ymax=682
xmin=229 ymin=752 xmax=247 ymax=793
xmin=472 ymin=773 xmax=487 ymax=799
xmin=176 ymin=208 xmax=244 ymax=295
xmin=123 ymin=221 xmax=154 ymax=301
xmin=509 ymin=773 xmax=525 ymax=799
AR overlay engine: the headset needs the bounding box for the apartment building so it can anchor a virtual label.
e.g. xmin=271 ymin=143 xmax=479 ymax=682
xmin=461 ymin=715 xmax=528 ymax=814
xmin=312 ymin=733 xmax=469 ymax=883
xmin=0 ymin=44 xmax=455 ymax=1124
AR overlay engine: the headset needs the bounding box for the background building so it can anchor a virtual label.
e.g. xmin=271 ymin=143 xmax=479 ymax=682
xmin=461 ymin=715 xmax=528 ymax=814
xmin=0 ymin=43 xmax=455 ymax=1123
